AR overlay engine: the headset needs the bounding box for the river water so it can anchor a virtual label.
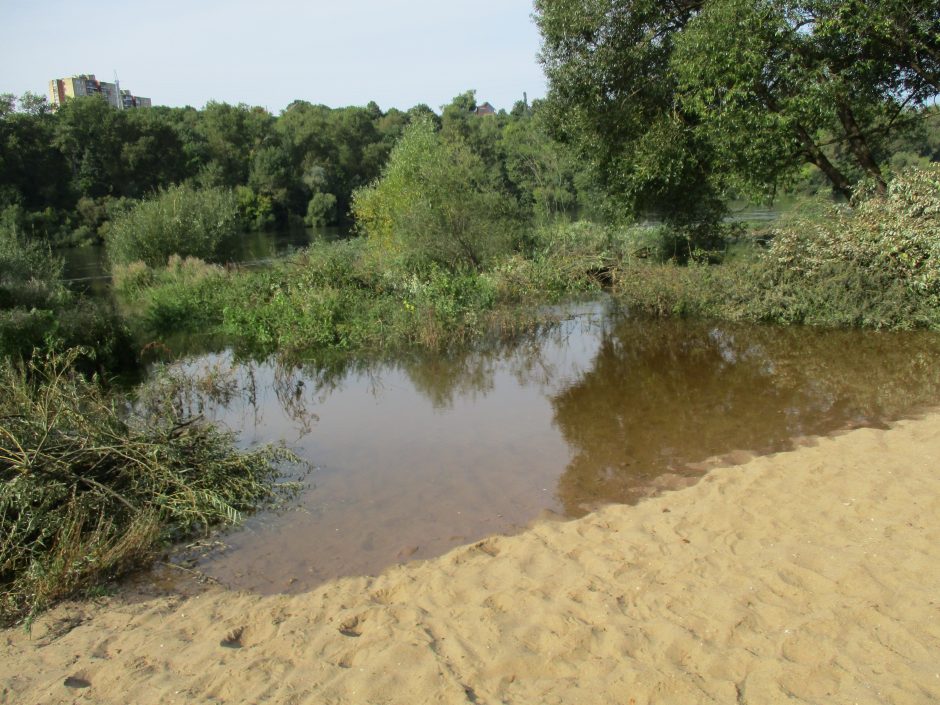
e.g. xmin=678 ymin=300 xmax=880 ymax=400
xmin=149 ymin=302 xmax=940 ymax=593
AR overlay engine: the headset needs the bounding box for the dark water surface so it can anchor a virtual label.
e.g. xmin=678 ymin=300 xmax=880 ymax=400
xmin=155 ymin=304 xmax=940 ymax=593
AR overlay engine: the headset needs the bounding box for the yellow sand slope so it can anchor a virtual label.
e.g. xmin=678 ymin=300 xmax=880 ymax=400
xmin=3 ymin=415 xmax=940 ymax=704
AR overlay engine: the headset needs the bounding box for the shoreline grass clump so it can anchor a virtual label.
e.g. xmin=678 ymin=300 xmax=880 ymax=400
xmin=0 ymin=348 xmax=296 ymax=626
xmin=113 ymin=229 xmax=607 ymax=359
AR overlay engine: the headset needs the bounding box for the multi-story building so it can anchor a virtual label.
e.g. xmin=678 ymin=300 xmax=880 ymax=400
xmin=121 ymin=90 xmax=151 ymax=109
xmin=48 ymin=74 xmax=150 ymax=110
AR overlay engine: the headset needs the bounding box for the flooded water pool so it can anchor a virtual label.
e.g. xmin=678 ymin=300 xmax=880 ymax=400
xmin=153 ymin=303 xmax=940 ymax=593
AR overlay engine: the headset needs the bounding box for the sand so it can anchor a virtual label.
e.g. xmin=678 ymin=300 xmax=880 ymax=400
xmin=3 ymin=414 xmax=940 ymax=705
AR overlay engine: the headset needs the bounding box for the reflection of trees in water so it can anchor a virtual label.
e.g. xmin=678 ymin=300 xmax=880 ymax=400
xmin=397 ymin=314 xmax=605 ymax=409
xmin=398 ymin=352 xmax=499 ymax=409
xmin=550 ymin=319 xmax=940 ymax=517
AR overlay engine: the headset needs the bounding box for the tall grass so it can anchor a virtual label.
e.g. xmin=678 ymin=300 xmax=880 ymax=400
xmin=0 ymin=349 xmax=296 ymax=625
xmin=114 ymin=230 xmax=607 ymax=358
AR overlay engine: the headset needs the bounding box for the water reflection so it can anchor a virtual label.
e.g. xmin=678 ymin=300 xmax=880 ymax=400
xmin=151 ymin=307 xmax=940 ymax=592
xmin=552 ymin=320 xmax=940 ymax=515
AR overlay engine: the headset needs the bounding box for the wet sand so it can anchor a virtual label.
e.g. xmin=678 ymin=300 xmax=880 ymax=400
xmin=3 ymin=412 xmax=940 ymax=704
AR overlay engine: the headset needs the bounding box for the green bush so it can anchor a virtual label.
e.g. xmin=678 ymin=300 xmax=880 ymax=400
xmin=115 ymin=236 xmax=562 ymax=357
xmin=305 ymin=191 xmax=337 ymax=227
xmin=353 ymin=119 xmax=522 ymax=271
xmin=106 ymin=184 xmax=241 ymax=267
xmin=0 ymin=221 xmax=131 ymax=368
xmin=0 ymin=349 xmax=296 ymax=625
xmin=614 ymin=167 xmax=940 ymax=329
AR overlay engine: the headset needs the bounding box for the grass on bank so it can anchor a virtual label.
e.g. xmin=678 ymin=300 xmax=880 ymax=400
xmin=112 ymin=221 xmax=634 ymax=357
xmin=0 ymin=348 xmax=297 ymax=626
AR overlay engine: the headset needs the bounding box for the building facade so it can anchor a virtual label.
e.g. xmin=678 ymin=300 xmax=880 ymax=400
xmin=48 ymin=74 xmax=150 ymax=109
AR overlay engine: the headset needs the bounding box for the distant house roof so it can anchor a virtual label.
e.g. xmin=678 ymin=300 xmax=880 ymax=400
xmin=474 ymin=102 xmax=496 ymax=116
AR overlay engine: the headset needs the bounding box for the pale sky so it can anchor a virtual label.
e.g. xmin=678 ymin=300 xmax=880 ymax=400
xmin=0 ymin=0 xmax=546 ymax=113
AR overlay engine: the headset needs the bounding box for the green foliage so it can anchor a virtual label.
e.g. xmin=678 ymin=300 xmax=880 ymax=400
xmin=106 ymin=184 xmax=240 ymax=267
xmin=234 ymin=185 xmax=275 ymax=231
xmin=353 ymin=119 xmax=522 ymax=270
xmin=114 ymin=228 xmax=612 ymax=358
xmin=0 ymin=348 xmax=297 ymax=625
xmin=499 ymin=110 xmax=581 ymax=222
xmin=305 ymin=191 xmax=337 ymax=227
xmin=0 ymin=219 xmax=129 ymax=367
xmin=535 ymin=0 xmax=940 ymax=219
xmin=614 ymin=167 xmax=940 ymax=329
xmin=113 ymin=256 xmax=226 ymax=333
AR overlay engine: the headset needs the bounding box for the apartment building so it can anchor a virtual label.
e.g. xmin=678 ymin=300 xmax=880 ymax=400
xmin=48 ymin=74 xmax=151 ymax=109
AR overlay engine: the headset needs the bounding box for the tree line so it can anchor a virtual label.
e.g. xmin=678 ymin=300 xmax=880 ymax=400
xmin=0 ymin=90 xmax=600 ymax=248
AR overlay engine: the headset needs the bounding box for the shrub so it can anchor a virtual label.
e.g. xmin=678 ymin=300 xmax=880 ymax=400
xmin=0 ymin=221 xmax=131 ymax=368
xmin=106 ymin=184 xmax=241 ymax=267
xmin=750 ymin=166 xmax=940 ymax=327
xmin=305 ymin=191 xmax=337 ymax=227
xmin=0 ymin=349 xmax=296 ymax=624
xmin=613 ymin=167 xmax=940 ymax=329
xmin=352 ymin=119 xmax=522 ymax=270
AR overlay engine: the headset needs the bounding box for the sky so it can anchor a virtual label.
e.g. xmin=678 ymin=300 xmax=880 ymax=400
xmin=0 ymin=0 xmax=547 ymax=113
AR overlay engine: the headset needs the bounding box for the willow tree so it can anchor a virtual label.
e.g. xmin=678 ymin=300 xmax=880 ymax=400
xmin=352 ymin=119 xmax=521 ymax=270
xmin=535 ymin=0 xmax=940 ymax=220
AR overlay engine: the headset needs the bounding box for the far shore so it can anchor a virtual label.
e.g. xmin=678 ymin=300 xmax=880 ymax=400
xmin=3 ymin=412 xmax=940 ymax=705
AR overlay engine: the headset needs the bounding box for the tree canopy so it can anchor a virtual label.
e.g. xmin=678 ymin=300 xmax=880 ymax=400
xmin=535 ymin=0 xmax=940 ymax=222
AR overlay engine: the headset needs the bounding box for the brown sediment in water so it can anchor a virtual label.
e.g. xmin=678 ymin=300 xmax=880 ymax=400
xmin=3 ymin=410 xmax=940 ymax=704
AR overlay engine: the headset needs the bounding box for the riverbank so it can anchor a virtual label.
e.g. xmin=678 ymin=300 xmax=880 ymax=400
xmin=3 ymin=412 xmax=940 ymax=704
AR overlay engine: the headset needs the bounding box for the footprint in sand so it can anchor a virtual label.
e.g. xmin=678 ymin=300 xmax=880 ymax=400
xmin=220 ymin=626 xmax=246 ymax=649
xmin=64 ymin=675 xmax=91 ymax=689
xmin=338 ymin=615 xmax=365 ymax=637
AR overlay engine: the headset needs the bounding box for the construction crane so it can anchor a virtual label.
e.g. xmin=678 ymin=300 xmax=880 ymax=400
xmin=113 ymin=70 xmax=123 ymax=110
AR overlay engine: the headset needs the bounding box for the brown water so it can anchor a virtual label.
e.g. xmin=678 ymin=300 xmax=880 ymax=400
xmin=154 ymin=303 xmax=940 ymax=593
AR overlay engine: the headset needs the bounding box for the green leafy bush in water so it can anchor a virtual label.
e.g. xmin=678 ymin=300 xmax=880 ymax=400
xmin=106 ymin=184 xmax=241 ymax=267
xmin=352 ymin=118 xmax=522 ymax=270
xmin=0 ymin=348 xmax=296 ymax=625
xmin=615 ymin=167 xmax=940 ymax=329
xmin=0 ymin=219 xmax=130 ymax=368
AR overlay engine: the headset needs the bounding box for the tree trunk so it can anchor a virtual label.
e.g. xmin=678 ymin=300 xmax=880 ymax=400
xmin=757 ymin=86 xmax=855 ymax=201
xmin=792 ymin=123 xmax=855 ymax=201
xmin=836 ymin=101 xmax=887 ymax=194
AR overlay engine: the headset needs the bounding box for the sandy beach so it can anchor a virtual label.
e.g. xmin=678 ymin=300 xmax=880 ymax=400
xmin=2 ymin=413 xmax=940 ymax=704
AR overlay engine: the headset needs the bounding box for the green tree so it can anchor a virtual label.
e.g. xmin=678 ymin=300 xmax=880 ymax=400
xmin=0 ymin=94 xmax=70 ymax=217
xmin=197 ymin=102 xmax=274 ymax=188
xmin=352 ymin=119 xmax=521 ymax=270
xmin=535 ymin=0 xmax=940 ymax=219
xmin=500 ymin=107 xmax=581 ymax=222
